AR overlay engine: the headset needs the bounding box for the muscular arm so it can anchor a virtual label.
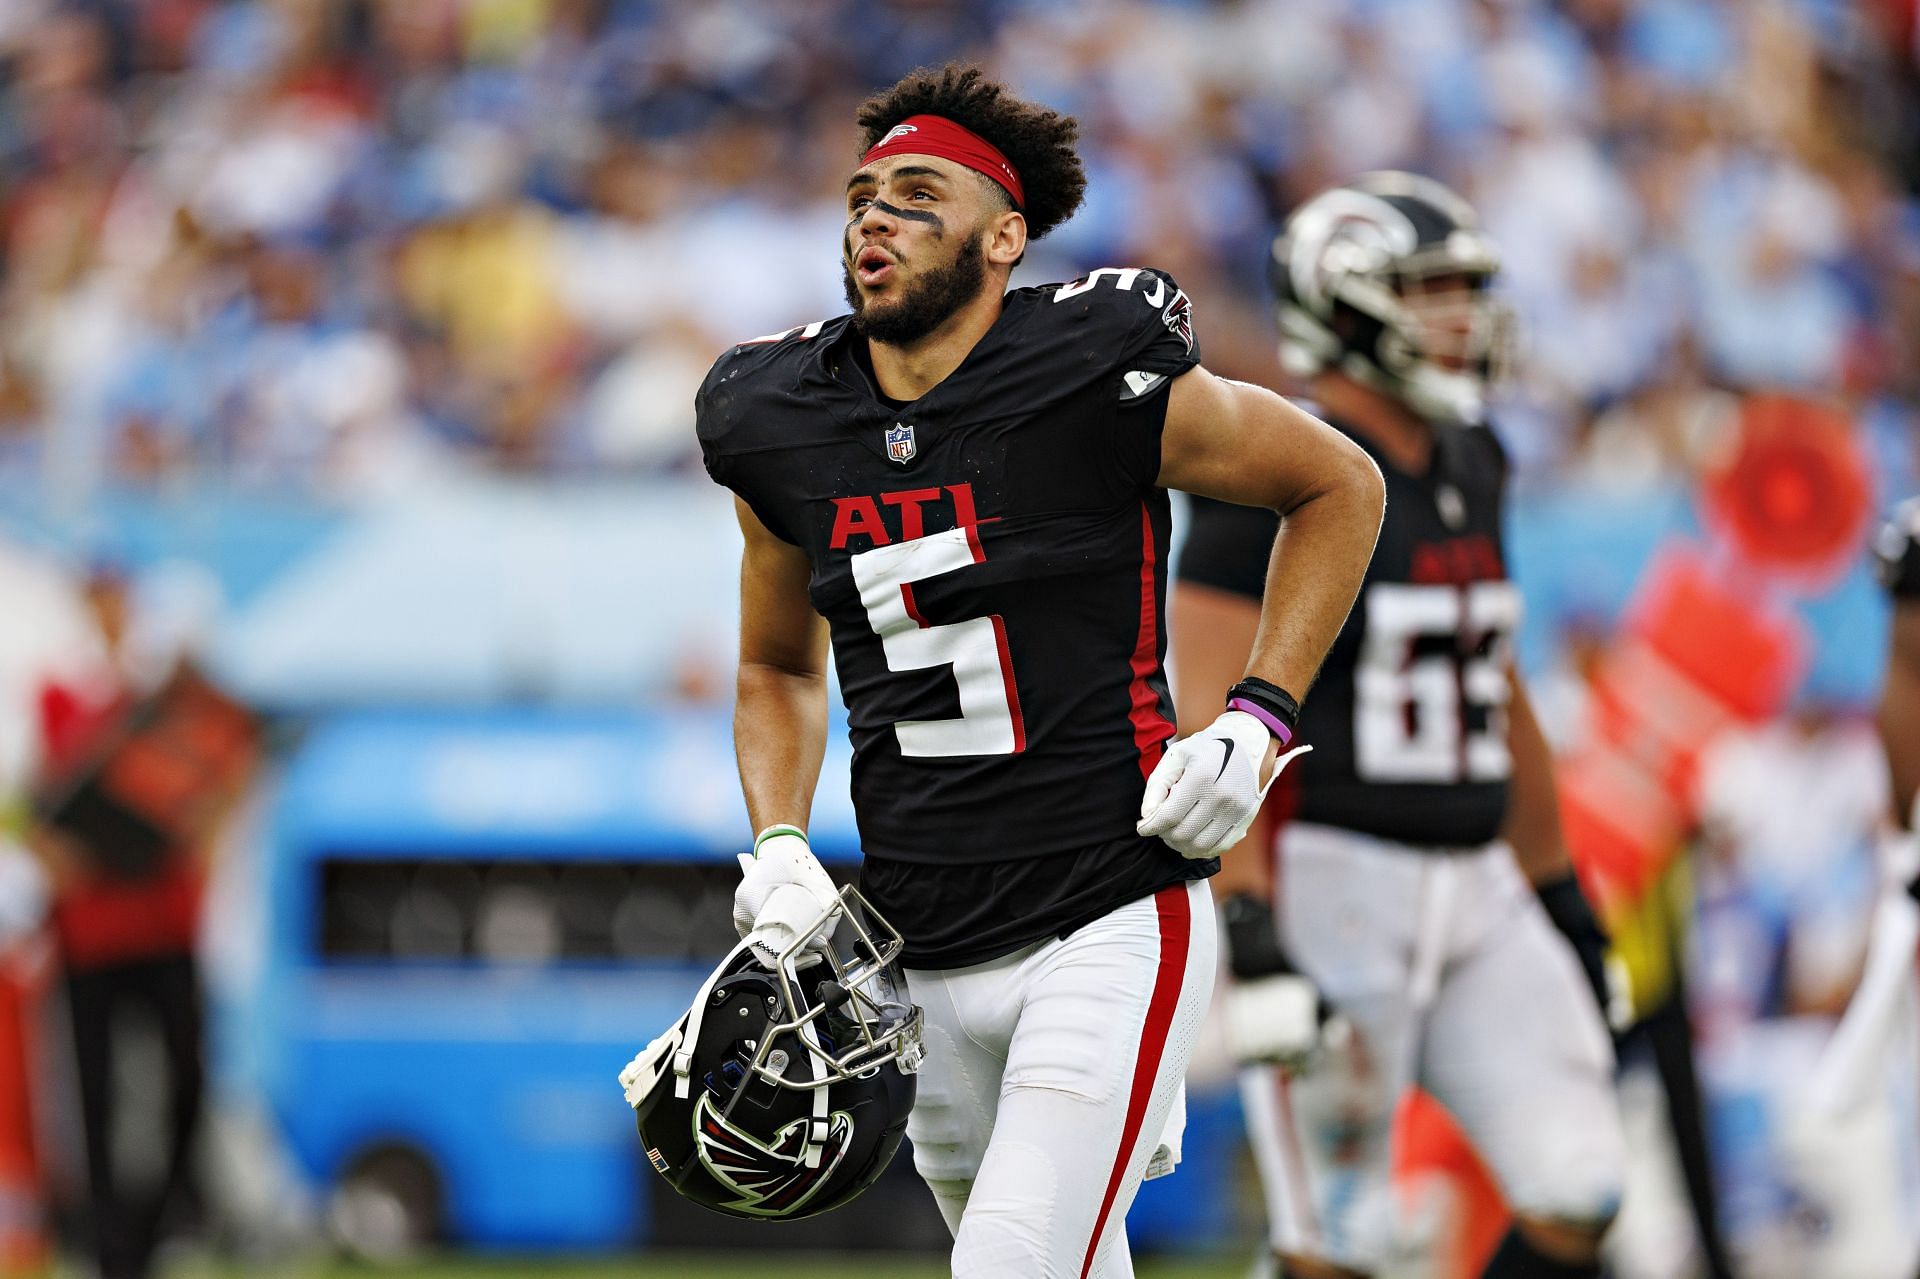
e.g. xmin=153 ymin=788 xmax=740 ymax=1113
xmin=1170 ymin=579 xmax=1276 ymax=896
xmin=1880 ymin=600 xmax=1920 ymax=830
xmin=1159 ymin=367 xmax=1384 ymax=705
xmin=732 ymin=497 xmax=831 ymax=833
xmin=1502 ymin=670 xmax=1573 ymax=885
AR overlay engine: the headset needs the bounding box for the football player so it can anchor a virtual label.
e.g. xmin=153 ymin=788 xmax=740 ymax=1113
xmin=1170 ymin=173 xmax=1625 ymax=1279
xmin=691 ymin=65 xmax=1385 ymax=1277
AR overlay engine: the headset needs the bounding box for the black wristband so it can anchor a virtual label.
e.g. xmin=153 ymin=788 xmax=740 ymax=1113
xmin=1225 ymin=677 xmax=1301 ymax=733
xmin=1220 ymin=892 xmax=1297 ymax=981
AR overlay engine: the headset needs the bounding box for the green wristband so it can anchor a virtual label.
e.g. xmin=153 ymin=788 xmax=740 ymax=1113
xmin=753 ymin=824 xmax=808 ymax=856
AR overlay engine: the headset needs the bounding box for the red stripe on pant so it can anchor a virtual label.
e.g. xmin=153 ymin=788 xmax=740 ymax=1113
xmin=1079 ymin=884 xmax=1191 ymax=1278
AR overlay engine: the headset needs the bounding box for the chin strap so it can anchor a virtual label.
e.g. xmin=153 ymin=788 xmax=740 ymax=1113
xmin=671 ymin=935 xmax=759 ymax=1100
xmin=795 ymin=984 xmax=841 ymax=1170
xmin=802 ymin=1047 xmax=831 ymax=1170
xmin=619 ymin=1012 xmax=689 ymax=1110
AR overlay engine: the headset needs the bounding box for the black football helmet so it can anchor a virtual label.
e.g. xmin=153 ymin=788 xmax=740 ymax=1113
xmin=618 ymin=885 xmax=922 ymax=1221
xmin=1269 ymin=171 xmax=1511 ymax=424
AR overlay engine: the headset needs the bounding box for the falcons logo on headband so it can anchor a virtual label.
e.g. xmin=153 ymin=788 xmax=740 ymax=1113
xmin=693 ymin=1093 xmax=854 ymax=1217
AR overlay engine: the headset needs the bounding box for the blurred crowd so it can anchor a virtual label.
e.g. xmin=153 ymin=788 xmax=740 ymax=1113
xmin=0 ymin=0 xmax=1914 ymax=502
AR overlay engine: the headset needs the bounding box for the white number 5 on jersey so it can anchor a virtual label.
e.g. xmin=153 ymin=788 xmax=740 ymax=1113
xmin=1355 ymin=581 xmax=1519 ymax=783
xmin=850 ymin=530 xmax=1026 ymax=757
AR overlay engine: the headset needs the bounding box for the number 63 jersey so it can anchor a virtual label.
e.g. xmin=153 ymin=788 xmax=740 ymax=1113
xmin=697 ymin=269 xmax=1207 ymax=962
xmin=1179 ymin=419 xmax=1517 ymax=848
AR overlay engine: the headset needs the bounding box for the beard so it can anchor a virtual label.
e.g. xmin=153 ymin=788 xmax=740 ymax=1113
xmin=843 ymin=227 xmax=988 ymax=346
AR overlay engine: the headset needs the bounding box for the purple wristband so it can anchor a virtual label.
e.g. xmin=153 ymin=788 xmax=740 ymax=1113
xmin=1228 ymin=697 xmax=1293 ymax=747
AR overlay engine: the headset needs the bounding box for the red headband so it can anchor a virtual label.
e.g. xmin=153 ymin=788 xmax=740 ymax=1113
xmin=860 ymin=114 xmax=1025 ymax=209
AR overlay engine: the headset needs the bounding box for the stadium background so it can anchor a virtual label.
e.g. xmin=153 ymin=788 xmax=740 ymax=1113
xmin=0 ymin=0 xmax=1916 ymax=1276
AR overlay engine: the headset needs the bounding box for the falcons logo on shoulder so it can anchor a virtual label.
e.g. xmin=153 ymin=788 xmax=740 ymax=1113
xmin=693 ymin=1092 xmax=854 ymax=1217
xmin=1161 ymin=289 xmax=1195 ymax=353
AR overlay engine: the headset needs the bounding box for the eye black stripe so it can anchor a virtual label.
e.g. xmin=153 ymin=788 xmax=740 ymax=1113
xmin=866 ymin=199 xmax=942 ymax=227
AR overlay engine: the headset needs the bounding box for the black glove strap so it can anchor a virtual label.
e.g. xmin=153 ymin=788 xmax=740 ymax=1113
xmin=1221 ymin=891 xmax=1298 ymax=981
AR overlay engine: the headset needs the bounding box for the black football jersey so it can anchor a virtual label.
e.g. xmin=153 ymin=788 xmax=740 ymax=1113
xmin=1875 ymin=498 xmax=1920 ymax=601
xmin=697 ymin=268 xmax=1209 ymax=966
xmin=1178 ymin=416 xmax=1516 ymax=848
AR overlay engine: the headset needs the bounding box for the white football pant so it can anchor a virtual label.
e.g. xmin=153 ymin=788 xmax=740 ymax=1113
xmin=1243 ymin=822 xmax=1625 ymax=1272
xmin=905 ymin=879 xmax=1216 ymax=1279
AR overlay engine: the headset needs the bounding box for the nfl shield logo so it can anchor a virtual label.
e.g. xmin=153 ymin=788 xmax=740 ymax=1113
xmin=885 ymin=422 xmax=916 ymax=464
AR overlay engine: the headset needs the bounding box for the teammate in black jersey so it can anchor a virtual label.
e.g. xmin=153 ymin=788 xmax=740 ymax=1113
xmin=1172 ymin=173 xmax=1625 ymax=1279
xmin=691 ymin=66 xmax=1384 ymax=1276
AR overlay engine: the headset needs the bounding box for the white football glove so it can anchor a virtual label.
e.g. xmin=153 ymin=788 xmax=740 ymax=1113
xmin=1225 ymin=974 xmax=1323 ymax=1071
xmin=1136 ymin=710 xmax=1312 ymax=858
xmin=733 ymin=825 xmax=840 ymax=968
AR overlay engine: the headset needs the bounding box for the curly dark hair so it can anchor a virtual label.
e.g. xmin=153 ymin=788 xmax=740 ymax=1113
xmin=855 ymin=64 xmax=1087 ymax=242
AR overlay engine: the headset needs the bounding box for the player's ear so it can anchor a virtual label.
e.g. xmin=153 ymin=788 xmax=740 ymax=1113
xmin=985 ymin=210 xmax=1026 ymax=270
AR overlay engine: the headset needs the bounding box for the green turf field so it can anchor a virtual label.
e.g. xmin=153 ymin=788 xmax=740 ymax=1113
xmin=152 ymin=1252 xmax=1246 ymax=1278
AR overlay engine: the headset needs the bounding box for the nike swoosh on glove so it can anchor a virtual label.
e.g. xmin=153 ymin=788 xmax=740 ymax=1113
xmin=733 ymin=828 xmax=840 ymax=968
xmin=1136 ymin=710 xmax=1312 ymax=858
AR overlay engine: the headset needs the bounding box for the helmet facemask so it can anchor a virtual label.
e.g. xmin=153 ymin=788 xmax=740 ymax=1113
xmin=737 ymin=884 xmax=924 ymax=1093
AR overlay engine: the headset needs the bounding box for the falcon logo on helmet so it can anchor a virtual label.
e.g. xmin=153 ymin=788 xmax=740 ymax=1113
xmin=1270 ymin=171 xmax=1511 ymax=425
xmin=694 ymin=1094 xmax=854 ymax=1217
xmin=618 ymin=885 xmax=922 ymax=1221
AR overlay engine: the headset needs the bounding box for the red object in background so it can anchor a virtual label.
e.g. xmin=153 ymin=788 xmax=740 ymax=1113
xmin=1557 ymin=744 xmax=1690 ymax=912
xmin=1621 ymin=548 xmax=1808 ymax=727
xmin=0 ymin=942 xmax=49 ymax=1277
xmin=1700 ymin=393 xmax=1873 ymax=593
xmin=1559 ymin=546 xmax=1808 ymax=913
xmin=36 ymin=680 xmax=120 ymax=780
xmin=1393 ymin=1091 xmax=1509 ymax=1278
